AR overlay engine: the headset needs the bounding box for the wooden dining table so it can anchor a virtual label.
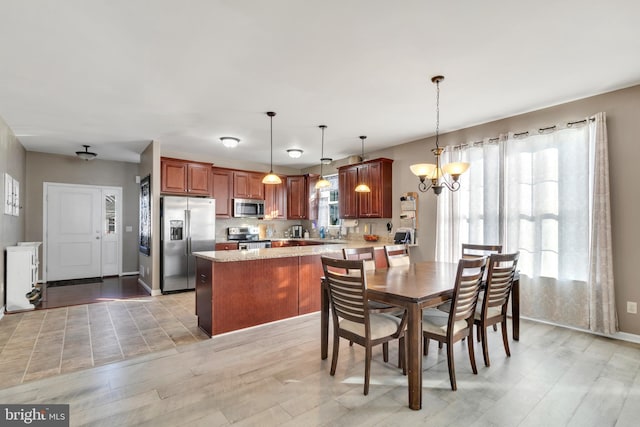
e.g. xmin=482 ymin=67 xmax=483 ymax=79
xmin=320 ymin=260 xmax=520 ymax=410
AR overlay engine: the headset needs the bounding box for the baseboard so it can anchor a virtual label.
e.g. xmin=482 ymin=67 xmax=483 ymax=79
xmin=137 ymin=278 xmax=162 ymax=296
xmin=120 ymin=271 xmax=140 ymax=276
xmin=521 ymin=316 xmax=640 ymax=344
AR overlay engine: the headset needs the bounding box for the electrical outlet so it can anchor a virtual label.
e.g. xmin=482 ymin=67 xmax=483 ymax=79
xmin=627 ymin=301 xmax=637 ymax=314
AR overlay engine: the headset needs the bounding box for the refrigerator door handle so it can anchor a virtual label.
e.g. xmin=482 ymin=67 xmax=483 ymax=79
xmin=185 ymin=209 xmax=191 ymax=254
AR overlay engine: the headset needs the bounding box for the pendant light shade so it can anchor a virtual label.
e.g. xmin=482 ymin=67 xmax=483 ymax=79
xmin=354 ymin=136 xmax=371 ymax=193
xmin=263 ymin=111 xmax=282 ymax=185
xmin=315 ymin=125 xmax=331 ymax=189
xmin=410 ymin=75 xmax=469 ymax=194
xmin=76 ymin=145 xmax=97 ymax=161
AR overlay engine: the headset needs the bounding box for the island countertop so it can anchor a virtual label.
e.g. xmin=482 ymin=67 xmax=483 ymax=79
xmin=194 ymin=240 xmax=387 ymax=262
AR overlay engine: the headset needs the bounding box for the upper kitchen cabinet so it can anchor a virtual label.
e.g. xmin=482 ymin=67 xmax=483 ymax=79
xmin=161 ymin=157 xmax=212 ymax=196
xmin=233 ymin=171 xmax=265 ymax=200
xmin=338 ymin=158 xmax=393 ymax=219
xmin=211 ymin=167 xmax=233 ymax=218
xmin=264 ymin=175 xmax=287 ymax=219
xmin=287 ymin=174 xmax=319 ymax=220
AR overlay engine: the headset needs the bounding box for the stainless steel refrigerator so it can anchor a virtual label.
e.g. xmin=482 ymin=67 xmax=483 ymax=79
xmin=161 ymin=196 xmax=216 ymax=293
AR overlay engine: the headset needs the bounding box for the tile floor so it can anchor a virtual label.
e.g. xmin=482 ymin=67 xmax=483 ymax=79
xmin=0 ymin=292 xmax=208 ymax=387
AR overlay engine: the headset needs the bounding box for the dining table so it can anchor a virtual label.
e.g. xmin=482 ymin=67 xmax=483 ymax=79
xmin=320 ymin=260 xmax=520 ymax=410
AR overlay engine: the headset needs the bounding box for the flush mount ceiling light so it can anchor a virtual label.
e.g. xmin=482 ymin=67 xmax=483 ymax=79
xmin=262 ymin=111 xmax=282 ymax=185
xmin=220 ymin=136 xmax=240 ymax=148
xmin=315 ymin=125 xmax=331 ymax=189
xmin=354 ymin=136 xmax=371 ymax=193
xmin=410 ymin=75 xmax=469 ymax=195
xmin=286 ymin=148 xmax=303 ymax=158
xmin=75 ymin=145 xmax=97 ymax=161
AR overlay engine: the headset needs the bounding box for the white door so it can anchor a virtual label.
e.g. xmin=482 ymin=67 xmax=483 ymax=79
xmin=46 ymin=184 xmax=102 ymax=281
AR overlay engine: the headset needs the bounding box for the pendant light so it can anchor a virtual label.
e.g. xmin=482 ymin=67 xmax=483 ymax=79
xmin=410 ymin=75 xmax=469 ymax=195
xmin=354 ymin=136 xmax=371 ymax=193
xmin=262 ymin=111 xmax=282 ymax=185
xmin=315 ymin=125 xmax=331 ymax=189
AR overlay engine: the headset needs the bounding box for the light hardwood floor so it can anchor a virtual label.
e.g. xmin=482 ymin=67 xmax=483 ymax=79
xmin=1 ymin=303 xmax=639 ymax=426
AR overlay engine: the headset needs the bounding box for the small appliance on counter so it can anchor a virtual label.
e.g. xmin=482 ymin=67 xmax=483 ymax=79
xmin=227 ymin=226 xmax=272 ymax=249
xmin=291 ymin=225 xmax=303 ymax=238
xmin=394 ymin=227 xmax=414 ymax=245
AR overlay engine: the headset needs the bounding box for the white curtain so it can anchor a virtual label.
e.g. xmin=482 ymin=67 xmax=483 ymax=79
xmin=588 ymin=112 xmax=617 ymax=334
xmin=436 ymin=114 xmax=617 ymax=333
xmin=436 ymin=137 xmax=503 ymax=263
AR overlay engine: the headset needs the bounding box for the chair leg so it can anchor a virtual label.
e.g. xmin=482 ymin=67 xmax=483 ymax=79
xmin=383 ymin=342 xmax=389 ymax=362
xmin=330 ymin=332 xmax=340 ymax=376
xmin=481 ymin=324 xmax=490 ymax=367
xmin=424 ymin=337 xmax=429 ymax=355
xmin=493 ymin=324 xmax=498 ymax=332
xmin=501 ymin=320 xmax=511 ymax=357
xmin=477 ymin=324 xmax=481 ymax=342
xmin=467 ymin=330 xmax=478 ymax=375
xmin=364 ymin=345 xmax=372 ymax=395
xmin=438 ymin=341 xmax=443 ymax=349
xmin=446 ymin=342 xmax=457 ymax=391
xmin=400 ymin=337 xmax=407 ymax=375
xmin=397 ymin=337 xmax=403 ymax=369
xmin=349 ymin=341 xmax=354 ymax=346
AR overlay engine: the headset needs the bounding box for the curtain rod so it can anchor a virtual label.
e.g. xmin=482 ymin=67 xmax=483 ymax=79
xmin=460 ymin=116 xmax=596 ymax=148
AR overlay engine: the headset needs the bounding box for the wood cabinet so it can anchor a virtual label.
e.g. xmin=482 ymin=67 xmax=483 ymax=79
xmin=233 ymin=171 xmax=265 ymax=200
xmin=338 ymin=158 xmax=393 ymax=218
xmin=287 ymin=174 xmax=319 ymax=220
xmin=161 ymin=157 xmax=212 ymax=196
xmin=264 ymin=176 xmax=287 ymax=219
xmin=215 ymin=242 xmax=239 ymax=251
xmin=211 ymin=167 xmax=233 ymax=218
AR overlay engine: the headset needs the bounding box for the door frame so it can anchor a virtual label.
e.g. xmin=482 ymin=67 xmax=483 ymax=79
xmin=43 ymin=182 xmax=123 ymax=283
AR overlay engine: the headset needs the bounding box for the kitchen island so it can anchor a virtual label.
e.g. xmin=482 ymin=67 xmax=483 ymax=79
xmin=193 ymin=241 xmax=386 ymax=336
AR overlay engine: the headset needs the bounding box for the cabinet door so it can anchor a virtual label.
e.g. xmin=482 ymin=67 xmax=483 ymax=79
xmin=287 ymin=176 xmax=307 ymax=219
xmin=338 ymin=167 xmax=358 ymax=218
xmin=187 ymin=163 xmax=211 ymax=195
xmin=212 ymin=168 xmax=232 ymax=217
xmin=215 ymin=242 xmax=238 ymax=251
xmin=264 ymin=177 xmax=286 ymax=219
xmin=248 ymin=172 xmax=265 ymax=199
xmin=233 ymin=171 xmax=250 ymax=198
xmin=161 ymin=159 xmax=188 ymax=193
xmin=357 ymin=163 xmax=373 ymax=217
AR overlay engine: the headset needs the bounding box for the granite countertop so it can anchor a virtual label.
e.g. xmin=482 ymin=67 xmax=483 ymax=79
xmin=194 ymin=240 xmax=387 ymax=262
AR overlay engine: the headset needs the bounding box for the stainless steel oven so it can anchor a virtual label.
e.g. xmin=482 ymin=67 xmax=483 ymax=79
xmin=233 ymin=199 xmax=265 ymax=218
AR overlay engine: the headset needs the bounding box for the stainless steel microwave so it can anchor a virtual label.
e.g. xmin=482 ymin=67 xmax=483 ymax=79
xmin=233 ymin=198 xmax=265 ymax=218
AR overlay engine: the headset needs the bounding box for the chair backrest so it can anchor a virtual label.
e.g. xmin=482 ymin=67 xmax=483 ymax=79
xmin=384 ymin=244 xmax=410 ymax=267
xmin=481 ymin=252 xmax=519 ymax=318
xmin=461 ymin=243 xmax=503 ymax=259
xmin=449 ymin=257 xmax=487 ymax=330
xmin=343 ymin=246 xmax=376 ymax=272
xmin=321 ymin=256 xmax=369 ymax=327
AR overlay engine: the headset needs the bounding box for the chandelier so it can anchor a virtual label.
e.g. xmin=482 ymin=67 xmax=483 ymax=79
xmin=262 ymin=111 xmax=282 ymax=185
xmin=410 ymin=75 xmax=469 ymax=195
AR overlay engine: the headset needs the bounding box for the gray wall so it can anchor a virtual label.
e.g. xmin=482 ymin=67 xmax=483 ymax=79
xmin=25 ymin=152 xmax=140 ymax=274
xmin=0 ymin=116 xmax=26 ymax=309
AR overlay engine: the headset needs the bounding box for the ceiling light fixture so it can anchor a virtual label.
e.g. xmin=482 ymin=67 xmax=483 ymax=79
xmin=75 ymin=145 xmax=97 ymax=161
xmin=286 ymin=148 xmax=303 ymax=158
xmin=315 ymin=125 xmax=331 ymax=189
xmin=410 ymin=75 xmax=469 ymax=195
xmin=354 ymin=136 xmax=371 ymax=193
xmin=220 ymin=136 xmax=240 ymax=148
xmin=262 ymin=111 xmax=282 ymax=185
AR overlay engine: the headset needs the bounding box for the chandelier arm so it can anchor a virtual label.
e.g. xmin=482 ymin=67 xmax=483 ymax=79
xmin=440 ymin=178 xmax=461 ymax=192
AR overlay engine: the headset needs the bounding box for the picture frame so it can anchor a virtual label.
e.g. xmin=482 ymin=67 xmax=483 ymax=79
xmin=139 ymin=175 xmax=151 ymax=256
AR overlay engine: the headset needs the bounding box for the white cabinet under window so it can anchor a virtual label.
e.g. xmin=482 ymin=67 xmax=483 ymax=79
xmin=5 ymin=242 xmax=41 ymax=312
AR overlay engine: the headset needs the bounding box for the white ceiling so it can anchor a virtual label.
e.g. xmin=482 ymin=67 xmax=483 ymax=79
xmin=1 ymin=1 xmax=639 ymax=168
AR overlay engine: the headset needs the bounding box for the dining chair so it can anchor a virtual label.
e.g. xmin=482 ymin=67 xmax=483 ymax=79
xmin=321 ymin=256 xmax=407 ymax=395
xmin=474 ymin=252 xmax=519 ymax=367
xmin=422 ymin=256 xmax=487 ymax=391
xmin=461 ymin=243 xmax=503 ymax=259
xmin=383 ymin=244 xmax=410 ymax=267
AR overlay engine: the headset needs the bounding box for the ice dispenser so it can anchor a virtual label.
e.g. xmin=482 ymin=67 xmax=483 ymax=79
xmin=170 ymin=220 xmax=184 ymax=240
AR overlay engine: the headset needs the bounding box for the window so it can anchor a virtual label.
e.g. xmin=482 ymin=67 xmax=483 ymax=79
xmin=317 ymin=174 xmax=339 ymax=230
